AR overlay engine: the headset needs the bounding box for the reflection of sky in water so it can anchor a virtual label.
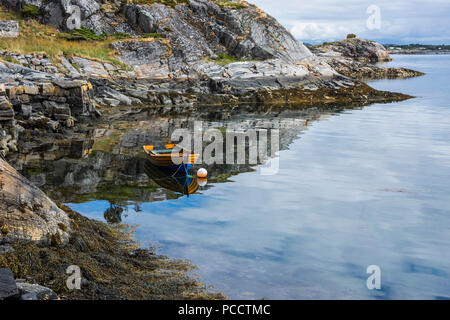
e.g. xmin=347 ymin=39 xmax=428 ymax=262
xmin=69 ymin=55 xmax=450 ymax=299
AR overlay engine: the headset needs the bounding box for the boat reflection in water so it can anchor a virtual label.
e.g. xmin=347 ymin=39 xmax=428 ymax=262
xmin=144 ymin=160 xmax=199 ymax=197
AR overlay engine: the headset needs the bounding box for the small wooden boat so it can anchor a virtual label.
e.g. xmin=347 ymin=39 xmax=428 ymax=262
xmin=143 ymin=144 xmax=199 ymax=172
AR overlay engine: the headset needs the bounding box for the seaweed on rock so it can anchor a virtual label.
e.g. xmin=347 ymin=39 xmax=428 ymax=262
xmin=0 ymin=204 xmax=226 ymax=300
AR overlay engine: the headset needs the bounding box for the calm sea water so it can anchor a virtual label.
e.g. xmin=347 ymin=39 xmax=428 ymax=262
xmin=68 ymin=55 xmax=450 ymax=299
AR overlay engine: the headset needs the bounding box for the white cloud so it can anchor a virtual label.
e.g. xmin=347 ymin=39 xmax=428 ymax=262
xmin=290 ymin=21 xmax=363 ymax=42
xmin=250 ymin=0 xmax=450 ymax=44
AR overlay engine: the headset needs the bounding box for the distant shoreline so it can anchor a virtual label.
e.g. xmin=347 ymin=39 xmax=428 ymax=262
xmin=389 ymin=50 xmax=450 ymax=55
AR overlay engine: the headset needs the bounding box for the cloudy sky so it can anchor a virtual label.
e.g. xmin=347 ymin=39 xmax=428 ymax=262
xmin=250 ymin=0 xmax=450 ymax=44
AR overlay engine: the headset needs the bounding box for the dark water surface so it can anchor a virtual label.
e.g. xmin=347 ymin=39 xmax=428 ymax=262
xmin=50 ymin=55 xmax=450 ymax=299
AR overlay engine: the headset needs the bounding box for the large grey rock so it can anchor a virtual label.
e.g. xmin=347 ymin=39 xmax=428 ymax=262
xmin=40 ymin=0 xmax=135 ymax=34
xmin=71 ymin=0 xmax=100 ymax=20
xmin=0 ymin=61 xmax=56 ymax=83
xmin=0 ymin=268 xmax=19 ymax=300
xmin=42 ymin=2 xmax=65 ymax=31
xmin=311 ymin=37 xmax=391 ymax=62
xmin=72 ymin=57 xmax=109 ymax=78
xmin=0 ymin=20 xmax=19 ymax=38
xmin=122 ymin=1 xmax=312 ymax=70
xmin=16 ymin=282 xmax=58 ymax=300
xmin=309 ymin=38 xmax=425 ymax=79
xmin=0 ymin=0 xmax=42 ymax=11
xmin=0 ymin=158 xmax=71 ymax=245
xmin=188 ymin=0 xmax=312 ymax=63
xmin=0 ymin=244 xmax=14 ymax=254
xmin=113 ymin=1 xmax=333 ymax=81
xmin=111 ymin=39 xmax=171 ymax=78
xmin=111 ymin=39 xmax=168 ymax=67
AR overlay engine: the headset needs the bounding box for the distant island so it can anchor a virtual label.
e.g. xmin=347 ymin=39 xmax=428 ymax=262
xmin=384 ymin=44 xmax=450 ymax=54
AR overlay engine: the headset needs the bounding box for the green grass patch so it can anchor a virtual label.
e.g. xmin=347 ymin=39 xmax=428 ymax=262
xmin=59 ymin=28 xmax=132 ymax=42
xmin=59 ymin=27 xmax=108 ymax=41
xmin=212 ymin=53 xmax=247 ymax=66
xmin=142 ymin=32 xmax=164 ymax=38
xmin=0 ymin=6 xmax=130 ymax=68
xmin=215 ymin=1 xmax=247 ymax=9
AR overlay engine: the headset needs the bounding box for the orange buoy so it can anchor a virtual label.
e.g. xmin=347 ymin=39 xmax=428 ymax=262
xmin=197 ymin=168 xmax=207 ymax=178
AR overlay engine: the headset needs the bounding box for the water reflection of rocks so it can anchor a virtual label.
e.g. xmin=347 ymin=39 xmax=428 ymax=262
xmin=8 ymin=103 xmax=362 ymax=212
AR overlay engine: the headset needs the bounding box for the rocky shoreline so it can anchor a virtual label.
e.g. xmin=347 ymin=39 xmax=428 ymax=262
xmin=1 ymin=268 xmax=59 ymax=300
xmin=0 ymin=157 xmax=226 ymax=300
xmin=0 ymin=0 xmax=425 ymax=300
xmin=309 ymin=37 xmax=424 ymax=79
xmin=0 ymin=2 xmax=424 ymax=160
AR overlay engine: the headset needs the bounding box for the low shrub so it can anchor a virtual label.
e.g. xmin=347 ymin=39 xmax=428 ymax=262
xmin=128 ymin=0 xmax=189 ymax=7
xmin=142 ymin=32 xmax=164 ymax=38
xmin=59 ymin=27 xmax=107 ymax=41
xmin=21 ymin=5 xmax=40 ymax=18
xmin=213 ymin=53 xmax=247 ymax=66
xmin=216 ymin=1 xmax=247 ymax=9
